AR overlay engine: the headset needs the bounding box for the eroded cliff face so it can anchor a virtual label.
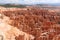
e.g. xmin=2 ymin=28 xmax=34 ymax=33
xmin=0 ymin=14 xmax=34 ymax=40
xmin=0 ymin=14 xmax=20 ymax=40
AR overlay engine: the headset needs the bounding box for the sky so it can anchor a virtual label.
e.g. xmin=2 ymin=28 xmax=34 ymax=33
xmin=0 ymin=0 xmax=60 ymax=4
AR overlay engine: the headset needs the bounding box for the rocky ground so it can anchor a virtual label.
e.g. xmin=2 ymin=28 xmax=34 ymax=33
xmin=0 ymin=7 xmax=60 ymax=40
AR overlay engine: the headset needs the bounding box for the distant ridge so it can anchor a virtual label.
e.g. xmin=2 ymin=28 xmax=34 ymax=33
xmin=34 ymin=3 xmax=60 ymax=6
xmin=0 ymin=4 xmax=27 ymax=8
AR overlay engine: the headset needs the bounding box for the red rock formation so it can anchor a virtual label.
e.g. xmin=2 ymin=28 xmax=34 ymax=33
xmin=0 ymin=7 xmax=60 ymax=40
